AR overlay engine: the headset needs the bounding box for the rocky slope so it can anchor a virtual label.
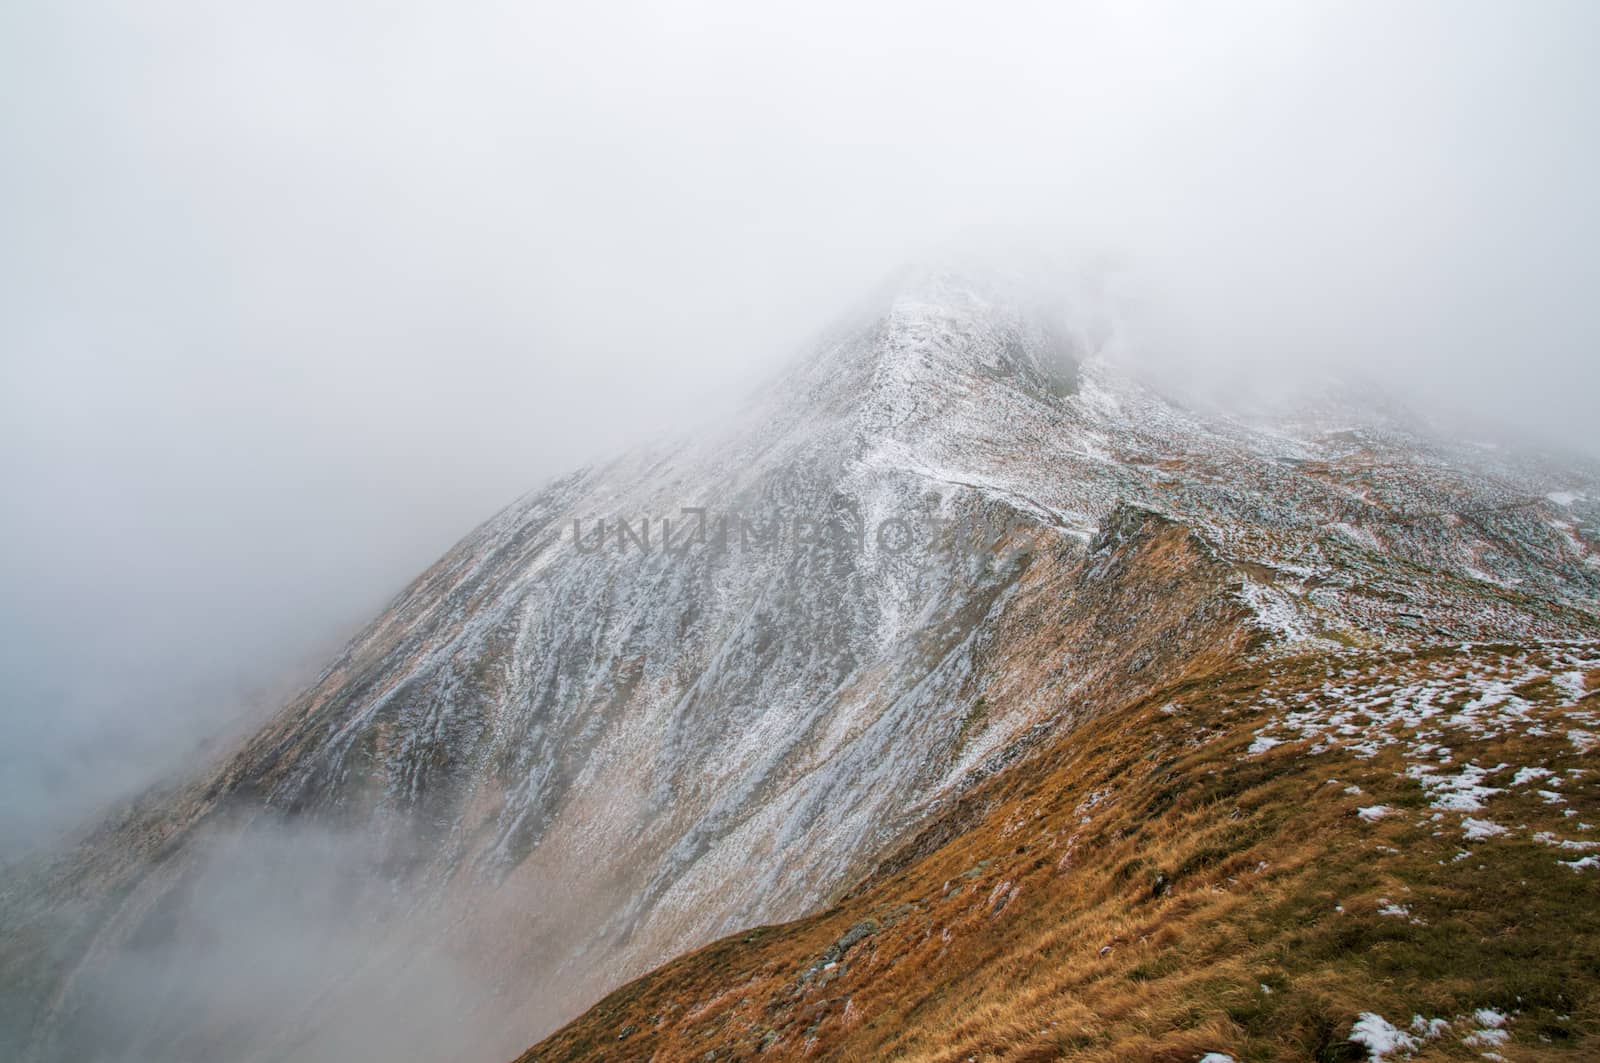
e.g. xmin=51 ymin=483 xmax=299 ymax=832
xmin=3 ymin=266 xmax=1597 ymax=1062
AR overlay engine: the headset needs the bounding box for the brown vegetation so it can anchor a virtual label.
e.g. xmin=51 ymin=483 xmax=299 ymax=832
xmin=519 ymin=640 xmax=1600 ymax=1062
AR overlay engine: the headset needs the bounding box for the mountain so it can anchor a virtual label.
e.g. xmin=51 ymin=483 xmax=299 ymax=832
xmin=3 ymin=266 xmax=1598 ymax=1062
xmin=521 ymin=635 xmax=1600 ymax=1062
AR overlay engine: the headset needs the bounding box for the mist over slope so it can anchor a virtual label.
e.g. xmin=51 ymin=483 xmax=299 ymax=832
xmin=3 ymin=265 xmax=1597 ymax=1062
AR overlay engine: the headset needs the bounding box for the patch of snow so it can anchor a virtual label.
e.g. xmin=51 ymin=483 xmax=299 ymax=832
xmin=1408 ymin=761 xmax=1502 ymax=812
xmin=1248 ymin=734 xmax=1285 ymax=755
xmin=1461 ymin=817 xmax=1508 ymax=840
xmin=1239 ymin=580 xmax=1315 ymax=642
xmin=1331 ymin=521 xmax=1383 ymax=550
xmin=1533 ymin=832 xmax=1600 ymax=851
xmin=1409 ymin=1015 xmax=1450 ymax=1039
xmin=1349 ymin=1013 xmax=1419 ymax=1060
xmin=1554 ymin=670 xmax=1588 ymax=702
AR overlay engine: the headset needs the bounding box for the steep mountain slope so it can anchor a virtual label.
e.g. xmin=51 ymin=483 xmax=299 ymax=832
xmin=3 ymin=267 xmax=1597 ymax=1062
xmin=522 ymin=631 xmax=1600 ymax=1062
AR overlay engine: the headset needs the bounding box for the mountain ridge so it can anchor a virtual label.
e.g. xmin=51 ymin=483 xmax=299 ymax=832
xmin=3 ymin=268 xmax=1598 ymax=1062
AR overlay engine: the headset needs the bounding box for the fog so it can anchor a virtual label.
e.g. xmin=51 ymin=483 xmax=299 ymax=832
xmin=24 ymin=818 xmax=505 ymax=1062
xmin=2 ymin=0 xmax=1598 ymax=858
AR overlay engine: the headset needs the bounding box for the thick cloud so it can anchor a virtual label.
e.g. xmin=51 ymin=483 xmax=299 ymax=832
xmin=2 ymin=0 xmax=1598 ymax=855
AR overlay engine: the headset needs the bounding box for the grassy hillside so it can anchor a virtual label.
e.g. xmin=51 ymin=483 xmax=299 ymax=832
xmin=518 ymin=638 xmax=1600 ymax=1062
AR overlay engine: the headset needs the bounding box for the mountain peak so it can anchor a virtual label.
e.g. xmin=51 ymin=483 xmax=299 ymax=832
xmin=749 ymin=262 xmax=1087 ymax=458
xmin=9 ymin=262 xmax=1600 ymax=1063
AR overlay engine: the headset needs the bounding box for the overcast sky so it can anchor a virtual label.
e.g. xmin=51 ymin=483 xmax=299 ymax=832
xmin=2 ymin=0 xmax=1598 ymax=854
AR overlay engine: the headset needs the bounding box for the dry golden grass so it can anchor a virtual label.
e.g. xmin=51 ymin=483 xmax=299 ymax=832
xmin=517 ymin=640 xmax=1600 ymax=1062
